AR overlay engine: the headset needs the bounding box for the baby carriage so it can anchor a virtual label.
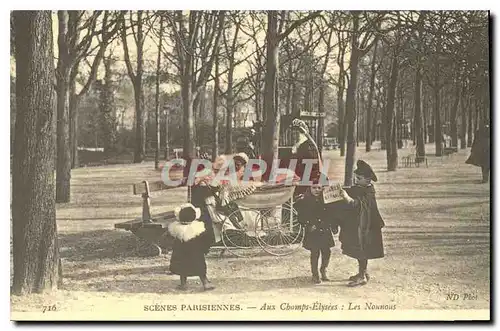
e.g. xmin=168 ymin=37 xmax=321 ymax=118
xmin=204 ymin=170 xmax=304 ymax=258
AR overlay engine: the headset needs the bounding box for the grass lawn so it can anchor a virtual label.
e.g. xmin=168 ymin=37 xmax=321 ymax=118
xmin=10 ymin=143 xmax=491 ymax=321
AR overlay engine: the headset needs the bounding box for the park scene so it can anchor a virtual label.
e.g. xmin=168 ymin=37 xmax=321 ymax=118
xmin=10 ymin=10 xmax=490 ymax=320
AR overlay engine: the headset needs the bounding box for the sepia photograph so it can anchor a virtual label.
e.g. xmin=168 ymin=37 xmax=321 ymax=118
xmin=8 ymin=8 xmax=491 ymax=321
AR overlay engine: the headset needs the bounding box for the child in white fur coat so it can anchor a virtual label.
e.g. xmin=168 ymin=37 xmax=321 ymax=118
xmin=168 ymin=203 xmax=214 ymax=291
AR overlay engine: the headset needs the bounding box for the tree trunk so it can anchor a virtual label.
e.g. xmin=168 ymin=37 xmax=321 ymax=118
xmin=285 ymin=63 xmax=292 ymax=114
xmin=255 ymin=72 xmax=262 ymax=122
xmin=385 ymin=47 xmax=399 ymax=171
xmin=164 ymin=106 xmax=170 ymax=160
xmin=100 ymin=58 xmax=117 ymax=157
xmin=460 ymin=91 xmax=467 ymax=149
xmin=198 ymin=85 xmax=205 ymax=119
xmin=182 ymin=71 xmax=196 ymax=159
xmin=366 ymin=40 xmax=378 ymax=152
xmin=122 ymin=11 xmax=145 ymax=163
xmin=356 ymin=91 xmax=360 ymax=147
xmin=69 ymin=81 xmax=79 ymax=169
xmin=337 ymin=81 xmax=345 ymax=156
xmin=135 ymin=17 xmax=146 ymax=162
xmin=371 ymin=102 xmax=378 ymax=144
xmin=12 ymin=10 xmax=60 ymax=294
xmin=193 ymin=93 xmax=201 ymax=149
xmin=133 ymin=82 xmax=145 ymax=162
xmin=428 ymin=93 xmax=435 ymax=143
xmin=433 ymin=86 xmax=443 ymax=156
xmin=317 ymin=85 xmax=325 ymax=155
xmin=154 ymin=16 xmax=163 ymax=170
xmin=412 ymin=115 xmax=416 ymax=146
xmin=423 ymin=89 xmax=428 ymax=143
xmin=212 ymin=51 xmax=220 ymax=161
xmin=474 ymin=98 xmax=480 ymax=131
xmin=483 ymin=84 xmax=489 ymax=124
xmin=304 ymin=68 xmax=312 ymax=112
xmin=450 ymin=81 xmax=460 ymax=148
xmin=336 ymin=32 xmax=347 ymax=157
xmin=467 ymin=94 xmax=473 ymax=147
xmin=55 ymin=11 xmax=71 ymax=203
xmin=343 ymin=14 xmax=360 ymax=187
xmin=291 ymin=81 xmax=298 ymax=116
xmin=225 ymin=62 xmax=234 ymax=154
xmin=414 ymin=61 xmax=426 ymax=162
xmin=397 ymin=83 xmax=404 ymax=149
xmin=262 ymin=11 xmax=280 ymax=164
xmin=380 ymin=94 xmax=387 ymax=150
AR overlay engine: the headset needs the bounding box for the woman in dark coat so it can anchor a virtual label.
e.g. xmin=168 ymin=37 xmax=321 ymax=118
xmin=466 ymin=124 xmax=490 ymax=183
xmin=295 ymin=182 xmax=338 ymax=284
xmin=291 ymin=120 xmax=323 ymax=197
xmin=168 ymin=203 xmax=214 ymax=291
xmin=338 ymin=160 xmax=385 ymax=287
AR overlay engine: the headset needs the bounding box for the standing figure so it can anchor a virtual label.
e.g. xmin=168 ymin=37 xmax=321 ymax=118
xmin=466 ymin=124 xmax=490 ymax=183
xmin=291 ymin=119 xmax=324 ymax=197
xmin=249 ymin=128 xmax=260 ymax=157
xmin=295 ymin=181 xmax=338 ymax=284
xmin=190 ymin=176 xmax=217 ymax=250
xmin=168 ymin=203 xmax=215 ymax=291
xmin=236 ymin=133 xmax=257 ymax=159
xmin=339 ymin=160 xmax=385 ymax=287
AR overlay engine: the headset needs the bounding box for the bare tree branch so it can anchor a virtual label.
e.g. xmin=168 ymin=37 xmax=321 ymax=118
xmin=278 ymin=10 xmax=322 ymax=41
xmin=120 ymin=11 xmax=136 ymax=82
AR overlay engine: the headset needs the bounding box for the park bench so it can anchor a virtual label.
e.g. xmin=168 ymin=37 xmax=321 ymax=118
xmin=414 ymin=153 xmax=428 ymax=167
xmin=401 ymin=155 xmax=414 ymax=168
xmin=172 ymin=147 xmax=204 ymax=159
xmin=443 ymin=146 xmax=458 ymax=157
xmin=402 ymin=152 xmax=428 ymax=168
xmin=113 ymin=153 xmax=260 ymax=256
xmin=114 ymin=180 xmax=187 ymax=256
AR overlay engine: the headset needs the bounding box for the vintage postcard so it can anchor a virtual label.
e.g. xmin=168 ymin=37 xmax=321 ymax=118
xmin=9 ymin=9 xmax=490 ymax=321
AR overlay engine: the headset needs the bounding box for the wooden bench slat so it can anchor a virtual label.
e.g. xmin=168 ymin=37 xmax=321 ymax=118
xmin=114 ymin=219 xmax=143 ymax=230
xmin=115 ymin=220 xmax=170 ymax=230
xmin=141 ymin=222 xmax=164 ymax=229
xmin=133 ymin=180 xmax=184 ymax=195
xmin=115 ymin=210 xmax=177 ymax=231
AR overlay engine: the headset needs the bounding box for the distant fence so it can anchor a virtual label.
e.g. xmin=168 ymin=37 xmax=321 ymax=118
xmin=77 ymin=147 xmax=104 ymax=152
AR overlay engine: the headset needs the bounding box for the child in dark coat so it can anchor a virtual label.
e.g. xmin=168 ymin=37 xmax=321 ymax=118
xmin=339 ymin=160 xmax=385 ymax=287
xmin=295 ymin=180 xmax=339 ymax=284
xmin=168 ymin=203 xmax=215 ymax=291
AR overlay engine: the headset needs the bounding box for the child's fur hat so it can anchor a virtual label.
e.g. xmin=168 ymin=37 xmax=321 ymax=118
xmin=174 ymin=203 xmax=201 ymax=224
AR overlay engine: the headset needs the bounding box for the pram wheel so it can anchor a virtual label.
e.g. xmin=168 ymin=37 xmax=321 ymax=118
xmin=221 ymin=208 xmax=262 ymax=258
xmin=256 ymin=202 xmax=304 ymax=256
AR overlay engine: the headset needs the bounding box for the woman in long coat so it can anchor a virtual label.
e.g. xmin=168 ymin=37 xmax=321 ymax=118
xmin=466 ymin=124 xmax=490 ymax=183
xmin=291 ymin=120 xmax=323 ymax=197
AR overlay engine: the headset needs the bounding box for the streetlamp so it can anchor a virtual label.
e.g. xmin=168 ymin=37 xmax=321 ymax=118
xmin=163 ymin=104 xmax=170 ymax=160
